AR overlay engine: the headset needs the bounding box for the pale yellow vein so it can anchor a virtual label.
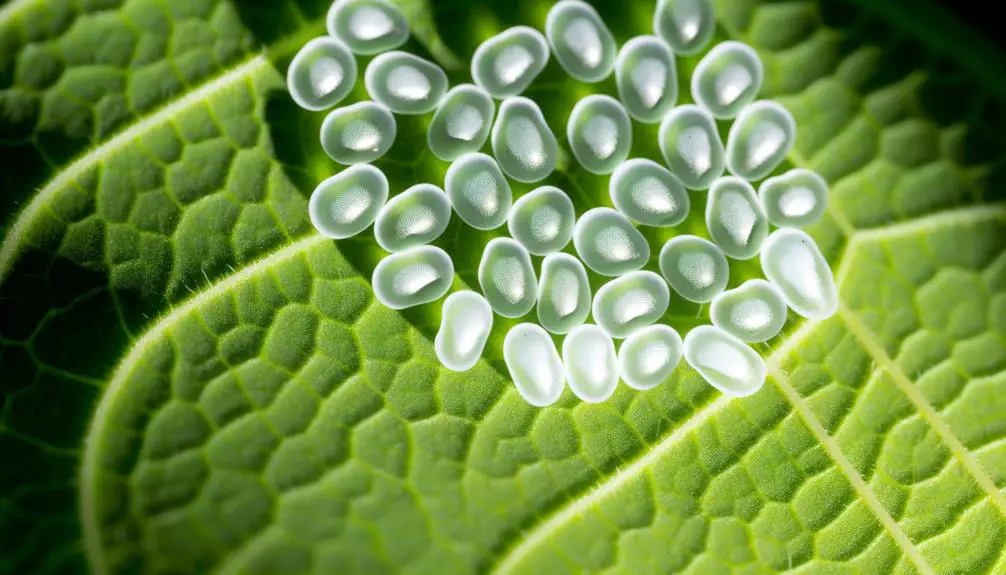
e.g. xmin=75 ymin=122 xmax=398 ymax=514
xmin=839 ymin=303 xmax=1006 ymax=521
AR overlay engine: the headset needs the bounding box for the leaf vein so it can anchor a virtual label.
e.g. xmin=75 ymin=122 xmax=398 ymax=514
xmin=838 ymin=302 xmax=1006 ymax=520
xmin=770 ymin=360 xmax=936 ymax=575
xmin=0 ymin=55 xmax=273 ymax=284
xmin=849 ymin=203 xmax=1006 ymax=243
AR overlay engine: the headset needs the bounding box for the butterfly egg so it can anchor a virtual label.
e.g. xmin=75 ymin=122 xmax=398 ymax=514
xmin=507 ymin=186 xmax=576 ymax=255
xmin=320 ymin=101 xmax=397 ymax=165
xmin=537 ymin=253 xmax=591 ymax=335
xmin=705 ymin=176 xmax=769 ymax=260
xmin=373 ymin=183 xmax=451 ymax=252
xmin=372 ymin=245 xmax=454 ymax=309
xmin=591 ymin=270 xmax=670 ymax=339
xmin=610 ymin=158 xmax=690 ymax=227
xmin=562 ymin=324 xmax=618 ymax=403
xmin=758 ymin=168 xmax=829 ymax=228
xmin=545 ymin=0 xmax=617 ymax=82
xmin=725 ymin=100 xmax=796 ymax=181
xmin=364 ymin=51 xmax=448 ymax=115
xmin=444 ymin=152 xmax=513 ymax=230
xmin=658 ymin=104 xmax=726 ymax=190
xmin=710 ymin=279 xmax=787 ymax=343
xmin=309 ymin=164 xmax=388 ymax=239
xmin=618 ymin=324 xmax=683 ymax=390
xmin=478 ymin=237 xmax=538 ymax=318
xmin=472 ymin=26 xmax=550 ymax=99
xmin=692 ymin=41 xmax=764 ymax=119
xmin=566 ymin=94 xmax=633 ymax=175
xmin=287 ymin=37 xmax=357 ymax=111
xmin=573 ymin=207 xmax=650 ymax=277
xmin=658 ymin=235 xmax=729 ymax=303
xmin=760 ymin=228 xmax=837 ymax=320
xmin=615 ymin=35 xmax=678 ymax=123
xmin=653 ymin=0 xmax=715 ymax=56
xmin=504 ymin=323 xmax=566 ymax=406
xmin=326 ymin=0 xmax=409 ymax=55
xmin=435 ymin=291 xmax=494 ymax=372
xmin=683 ymin=325 xmax=766 ymax=397
xmin=491 ymin=97 xmax=559 ymax=183
xmin=428 ymin=84 xmax=497 ymax=162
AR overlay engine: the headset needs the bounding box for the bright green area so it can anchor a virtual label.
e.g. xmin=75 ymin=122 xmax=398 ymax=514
xmin=1 ymin=0 xmax=1005 ymax=573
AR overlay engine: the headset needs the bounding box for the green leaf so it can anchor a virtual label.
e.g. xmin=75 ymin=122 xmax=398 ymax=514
xmin=2 ymin=0 xmax=1005 ymax=573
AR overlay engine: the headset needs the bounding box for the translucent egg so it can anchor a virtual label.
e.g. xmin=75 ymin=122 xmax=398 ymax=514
xmin=591 ymin=271 xmax=670 ymax=339
xmin=435 ymin=291 xmax=493 ymax=371
xmin=725 ymin=100 xmax=796 ymax=181
xmin=545 ymin=0 xmax=617 ymax=82
xmin=705 ymin=176 xmax=769 ymax=260
xmin=372 ymin=245 xmax=454 ymax=310
xmin=364 ymin=51 xmax=448 ymax=115
xmin=478 ymin=237 xmax=538 ymax=318
xmin=758 ymin=168 xmax=828 ymax=228
xmin=326 ymin=0 xmax=409 ymax=55
xmin=320 ymin=101 xmax=397 ymax=165
xmin=563 ymin=324 xmax=618 ymax=403
xmin=444 ymin=152 xmax=513 ymax=230
xmin=658 ymin=235 xmax=729 ymax=303
xmin=472 ymin=26 xmax=550 ymax=99
xmin=659 ymin=104 xmax=725 ymax=190
xmin=309 ymin=164 xmax=388 ymax=239
xmin=373 ymin=183 xmax=451 ymax=252
xmin=566 ymin=95 xmax=632 ymax=175
xmin=710 ymin=279 xmax=787 ymax=343
xmin=759 ymin=228 xmax=837 ymax=320
xmin=683 ymin=325 xmax=766 ymax=397
xmin=287 ymin=37 xmax=357 ymax=111
xmin=618 ymin=324 xmax=683 ymax=390
xmin=653 ymin=0 xmax=715 ymax=56
xmin=504 ymin=323 xmax=566 ymax=406
xmin=610 ymin=158 xmax=690 ymax=227
xmin=573 ymin=207 xmax=651 ymax=276
xmin=491 ymin=97 xmax=559 ymax=183
xmin=615 ymin=35 xmax=678 ymax=123
xmin=507 ymin=186 xmax=576 ymax=255
xmin=537 ymin=253 xmax=591 ymax=335
xmin=427 ymin=84 xmax=496 ymax=162
xmin=692 ymin=41 xmax=763 ymax=119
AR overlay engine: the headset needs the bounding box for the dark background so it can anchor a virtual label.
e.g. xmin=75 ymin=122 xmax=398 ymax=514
xmin=938 ymin=0 xmax=1005 ymax=46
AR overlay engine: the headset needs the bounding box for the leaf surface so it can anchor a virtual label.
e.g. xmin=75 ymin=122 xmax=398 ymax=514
xmin=1 ymin=0 xmax=1005 ymax=573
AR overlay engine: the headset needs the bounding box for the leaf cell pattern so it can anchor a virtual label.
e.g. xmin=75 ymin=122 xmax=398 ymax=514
xmin=1 ymin=0 xmax=1005 ymax=573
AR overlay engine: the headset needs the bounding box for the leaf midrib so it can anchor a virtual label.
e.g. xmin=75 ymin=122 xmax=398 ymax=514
xmin=490 ymin=204 xmax=1006 ymax=573
xmin=838 ymin=282 xmax=1006 ymax=518
xmin=81 ymin=205 xmax=1006 ymax=574
xmin=0 ymin=13 xmax=330 ymax=283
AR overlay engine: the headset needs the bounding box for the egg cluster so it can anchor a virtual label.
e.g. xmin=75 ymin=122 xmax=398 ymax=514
xmin=288 ymin=0 xmax=838 ymax=405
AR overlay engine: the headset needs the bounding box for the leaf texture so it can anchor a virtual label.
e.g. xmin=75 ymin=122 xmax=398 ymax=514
xmin=1 ymin=0 xmax=1005 ymax=573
